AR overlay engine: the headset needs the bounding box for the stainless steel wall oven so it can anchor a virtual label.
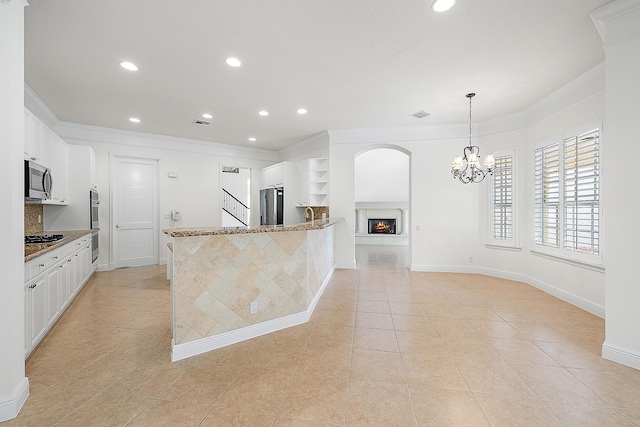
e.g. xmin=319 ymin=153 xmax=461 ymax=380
xmin=90 ymin=188 xmax=99 ymax=229
xmin=90 ymin=188 xmax=99 ymax=264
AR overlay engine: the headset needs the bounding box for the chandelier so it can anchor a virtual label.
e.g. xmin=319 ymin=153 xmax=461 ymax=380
xmin=451 ymin=93 xmax=494 ymax=183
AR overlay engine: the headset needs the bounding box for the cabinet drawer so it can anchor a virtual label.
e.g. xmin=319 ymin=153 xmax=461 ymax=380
xmin=29 ymin=255 xmax=53 ymax=278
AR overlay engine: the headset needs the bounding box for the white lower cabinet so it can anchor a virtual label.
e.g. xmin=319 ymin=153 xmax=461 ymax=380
xmin=25 ymin=276 xmax=47 ymax=351
xmin=24 ymin=234 xmax=94 ymax=358
xmin=46 ymin=262 xmax=62 ymax=327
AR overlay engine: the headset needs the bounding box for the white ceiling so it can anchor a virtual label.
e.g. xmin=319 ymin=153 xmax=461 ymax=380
xmin=24 ymin=0 xmax=611 ymax=152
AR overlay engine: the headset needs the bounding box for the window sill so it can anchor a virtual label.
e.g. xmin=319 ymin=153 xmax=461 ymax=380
xmin=485 ymin=244 xmax=522 ymax=252
xmin=530 ymin=249 xmax=605 ymax=273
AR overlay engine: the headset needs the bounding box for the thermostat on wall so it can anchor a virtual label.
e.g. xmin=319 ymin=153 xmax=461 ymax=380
xmin=168 ymin=171 xmax=178 ymax=178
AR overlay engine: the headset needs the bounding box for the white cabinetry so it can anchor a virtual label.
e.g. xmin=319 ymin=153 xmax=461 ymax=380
xmin=44 ymin=145 xmax=97 ymax=231
xmin=24 ymin=108 xmax=44 ymax=163
xmin=24 ymin=235 xmax=94 ymax=357
xmin=295 ymin=158 xmax=329 ymax=207
xmin=24 ymin=108 xmax=69 ymax=205
xmin=260 ymin=162 xmax=286 ymax=188
xmin=44 ymin=133 xmax=69 ymax=204
xmin=25 ymin=276 xmax=47 ymax=350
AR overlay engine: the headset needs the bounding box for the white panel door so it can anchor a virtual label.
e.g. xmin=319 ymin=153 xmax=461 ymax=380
xmin=112 ymin=156 xmax=159 ymax=269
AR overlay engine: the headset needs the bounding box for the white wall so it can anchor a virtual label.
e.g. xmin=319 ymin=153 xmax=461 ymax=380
xmin=0 ymin=1 xmax=28 ymax=421
xmin=63 ymin=137 xmax=274 ymax=269
xmin=598 ymin=1 xmax=640 ymax=369
xmin=477 ymin=90 xmax=606 ymax=314
xmin=330 ymin=78 xmax=608 ymax=322
xmin=330 ymin=137 xmax=479 ymax=269
xmin=355 ymin=148 xmax=409 ymax=203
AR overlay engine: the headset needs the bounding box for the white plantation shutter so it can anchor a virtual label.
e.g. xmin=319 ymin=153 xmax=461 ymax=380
xmin=563 ymin=129 xmax=599 ymax=255
xmin=492 ymin=155 xmax=513 ymax=240
xmin=534 ymin=143 xmax=560 ymax=248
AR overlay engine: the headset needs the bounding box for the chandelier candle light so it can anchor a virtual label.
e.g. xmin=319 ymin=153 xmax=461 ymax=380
xmin=451 ymin=93 xmax=495 ymax=183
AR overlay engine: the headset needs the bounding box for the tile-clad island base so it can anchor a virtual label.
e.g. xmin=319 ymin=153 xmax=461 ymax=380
xmin=164 ymin=218 xmax=341 ymax=361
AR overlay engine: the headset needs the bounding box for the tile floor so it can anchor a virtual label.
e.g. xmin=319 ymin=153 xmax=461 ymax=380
xmin=5 ymin=245 xmax=640 ymax=426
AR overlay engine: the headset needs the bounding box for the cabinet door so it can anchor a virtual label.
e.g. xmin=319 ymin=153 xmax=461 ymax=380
xmin=271 ymin=163 xmax=284 ymax=187
xmin=46 ymin=264 xmax=62 ymax=327
xmin=24 ymin=109 xmax=32 ymax=160
xmin=48 ymin=135 xmax=69 ymax=203
xmin=89 ymin=147 xmax=97 ymax=189
xmin=24 ymin=285 xmax=30 ymax=356
xmin=296 ymin=161 xmax=310 ymax=206
xmin=28 ymin=276 xmax=47 ymax=349
xmin=59 ymin=260 xmax=71 ymax=309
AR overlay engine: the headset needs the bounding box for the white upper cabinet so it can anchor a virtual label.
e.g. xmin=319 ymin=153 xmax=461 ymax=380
xmin=44 ymin=133 xmax=69 ymax=204
xmin=25 ymin=108 xmax=70 ymax=205
xmin=261 ymin=162 xmax=286 ymax=189
xmin=24 ymin=108 xmax=45 ymax=163
xmin=295 ymin=158 xmax=329 ymax=207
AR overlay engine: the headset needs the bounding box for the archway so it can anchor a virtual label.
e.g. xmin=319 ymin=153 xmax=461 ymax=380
xmin=354 ymin=145 xmax=411 ymax=268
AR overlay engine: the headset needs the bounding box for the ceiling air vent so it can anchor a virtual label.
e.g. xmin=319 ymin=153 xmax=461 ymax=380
xmin=410 ymin=110 xmax=431 ymax=119
xmin=192 ymin=119 xmax=210 ymax=126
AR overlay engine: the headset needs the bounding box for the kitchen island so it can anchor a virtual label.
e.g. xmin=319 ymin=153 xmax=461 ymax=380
xmin=164 ymin=218 xmax=342 ymax=361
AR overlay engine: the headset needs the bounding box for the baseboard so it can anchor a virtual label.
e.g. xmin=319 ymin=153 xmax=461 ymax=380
xmin=172 ymin=311 xmax=309 ymax=361
xmin=410 ymin=264 xmax=477 ymax=273
xmin=409 ymin=264 xmax=605 ymax=319
xmin=476 ymin=266 xmax=605 ymax=318
xmin=0 ymin=377 xmax=29 ymax=423
xmin=602 ymin=342 xmax=640 ymax=370
xmin=335 ymin=262 xmax=357 ymax=269
xmin=172 ymin=264 xmax=336 ymax=362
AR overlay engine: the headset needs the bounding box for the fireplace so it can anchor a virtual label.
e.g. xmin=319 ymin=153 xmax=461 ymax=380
xmin=368 ymin=218 xmax=396 ymax=234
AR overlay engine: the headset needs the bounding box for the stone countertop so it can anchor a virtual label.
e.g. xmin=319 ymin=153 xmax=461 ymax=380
xmin=164 ymin=217 xmax=343 ymax=237
xmin=24 ymin=230 xmax=92 ymax=262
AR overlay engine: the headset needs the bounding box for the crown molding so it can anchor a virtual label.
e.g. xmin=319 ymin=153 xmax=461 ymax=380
xmin=591 ymin=0 xmax=640 ymax=47
xmin=24 ymin=83 xmax=278 ymax=162
xmin=56 ymin=121 xmax=279 ymax=162
xmin=278 ymin=131 xmax=329 ymax=161
xmin=24 ymin=83 xmax=59 ymax=128
xmin=329 ymin=63 xmax=605 ymax=145
xmin=25 ymin=60 xmax=605 ymax=154
xmin=328 ymin=123 xmax=468 ymax=145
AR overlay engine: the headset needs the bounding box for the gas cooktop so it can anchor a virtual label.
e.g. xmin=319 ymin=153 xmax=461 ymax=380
xmin=25 ymin=234 xmax=64 ymax=244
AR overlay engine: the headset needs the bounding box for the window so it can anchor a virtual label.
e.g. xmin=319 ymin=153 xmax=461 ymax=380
xmin=563 ymin=129 xmax=599 ymax=255
xmin=533 ymin=122 xmax=601 ymax=262
xmin=490 ymin=151 xmax=515 ymax=245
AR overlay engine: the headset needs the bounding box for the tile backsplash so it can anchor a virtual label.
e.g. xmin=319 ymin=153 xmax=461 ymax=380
xmin=25 ymin=204 xmax=44 ymax=234
xmin=304 ymin=206 xmax=329 ymax=222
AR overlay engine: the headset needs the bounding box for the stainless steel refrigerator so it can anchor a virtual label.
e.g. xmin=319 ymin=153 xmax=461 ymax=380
xmin=260 ymin=187 xmax=284 ymax=225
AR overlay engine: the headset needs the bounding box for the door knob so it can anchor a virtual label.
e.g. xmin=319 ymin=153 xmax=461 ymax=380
xmin=115 ymin=225 xmax=120 ymax=228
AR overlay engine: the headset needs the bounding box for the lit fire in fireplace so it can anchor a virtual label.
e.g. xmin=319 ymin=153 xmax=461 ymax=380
xmin=374 ymin=221 xmax=391 ymax=233
xmin=368 ymin=219 xmax=396 ymax=234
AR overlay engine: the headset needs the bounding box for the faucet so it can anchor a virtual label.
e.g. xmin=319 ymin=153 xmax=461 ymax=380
xmin=305 ymin=206 xmax=314 ymax=222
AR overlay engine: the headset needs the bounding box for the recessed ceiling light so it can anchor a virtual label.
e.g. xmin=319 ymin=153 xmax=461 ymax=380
xmin=431 ymin=0 xmax=455 ymax=12
xmin=225 ymin=57 xmax=242 ymax=67
xmin=129 ymin=117 xmax=140 ymax=123
xmin=248 ymin=137 xmax=257 ymax=142
xmin=297 ymin=108 xmax=308 ymax=115
xmin=258 ymin=110 xmax=269 ymax=116
xmin=202 ymin=113 xmax=213 ymax=119
xmin=120 ymin=61 xmax=138 ymax=71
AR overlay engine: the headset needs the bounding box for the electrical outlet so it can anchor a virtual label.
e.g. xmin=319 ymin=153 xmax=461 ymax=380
xmin=469 ymin=256 xmax=473 ymax=263
xmin=250 ymin=301 xmax=257 ymax=314
xmin=164 ymin=214 xmax=170 ymax=219
xmin=416 ymin=225 xmax=420 ymax=231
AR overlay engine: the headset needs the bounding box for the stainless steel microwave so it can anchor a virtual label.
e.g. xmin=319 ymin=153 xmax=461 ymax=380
xmin=25 ymin=160 xmax=52 ymax=200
